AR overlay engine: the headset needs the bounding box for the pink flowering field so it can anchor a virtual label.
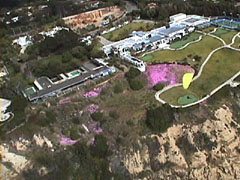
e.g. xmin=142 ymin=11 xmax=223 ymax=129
xmin=60 ymin=135 xmax=78 ymax=146
xmin=83 ymin=84 xmax=107 ymax=98
xmin=145 ymin=64 xmax=195 ymax=87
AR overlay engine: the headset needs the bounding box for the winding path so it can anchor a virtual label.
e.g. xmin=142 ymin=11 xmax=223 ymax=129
xmin=155 ymin=30 xmax=240 ymax=108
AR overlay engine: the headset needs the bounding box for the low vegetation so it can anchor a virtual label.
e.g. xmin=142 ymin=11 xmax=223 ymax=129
xmin=103 ymin=22 xmax=154 ymax=41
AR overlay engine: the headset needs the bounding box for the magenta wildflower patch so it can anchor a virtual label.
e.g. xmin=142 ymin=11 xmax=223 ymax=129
xmin=83 ymin=85 xmax=106 ymax=98
xmin=87 ymin=104 xmax=99 ymax=114
xmin=145 ymin=64 xmax=195 ymax=87
xmin=58 ymin=98 xmax=71 ymax=105
xmin=60 ymin=135 xmax=78 ymax=146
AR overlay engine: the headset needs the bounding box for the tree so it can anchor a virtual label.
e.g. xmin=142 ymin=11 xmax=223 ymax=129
xmin=146 ymin=104 xmax=174 ymax=133
xmin=113 ymin=83 xmax=123 ymax=94
xmin=128 ymin=79 xmax=143 ymax=91
xmin=153 ymin=83 xmax=164 ymax=91
xmin=61 ymin=51 xmax=72 ymax=63
xmin=125 ymin=67 xmax=141 ymax=79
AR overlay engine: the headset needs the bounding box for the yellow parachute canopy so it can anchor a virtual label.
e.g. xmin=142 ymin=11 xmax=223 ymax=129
xmin=182 ymin=73 xmax=194 ymax=89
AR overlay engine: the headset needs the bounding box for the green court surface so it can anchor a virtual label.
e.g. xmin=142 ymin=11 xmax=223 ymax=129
xmin=170 ymin=33 xmax=201 ymax=49
xmin=23 ymin=87 xmax=36 ymax=96
xmin=178 ymin=94 xmax=198 ymax=105
xmin=70 ymin=71 xmax=80 ymax=76
xmin=141 ymin=54 xmax=153 ymax=61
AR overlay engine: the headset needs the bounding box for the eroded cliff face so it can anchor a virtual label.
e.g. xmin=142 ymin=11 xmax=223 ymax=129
xmin=119 ymin=105 xmax=240 ymax=180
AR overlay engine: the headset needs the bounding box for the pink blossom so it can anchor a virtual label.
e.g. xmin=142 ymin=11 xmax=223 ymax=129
xmin=58 ymin=98 xmax=71 ymax=105
xmin=60 ymin=135 xmax=78 ymax=146
xmin=87 ymin=104 xmax=99 ymax=114
xmin=83 ymin=86 xmax=104 ymax=98
xmin=145 ymin=64 xmax=195 ymax=87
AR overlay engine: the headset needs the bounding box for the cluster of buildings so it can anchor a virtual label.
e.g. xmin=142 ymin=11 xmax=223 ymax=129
xmin=102 ymin=13 xmax=210 ymax=72
xmin=23 ymin=59 xmax=115 ymax=102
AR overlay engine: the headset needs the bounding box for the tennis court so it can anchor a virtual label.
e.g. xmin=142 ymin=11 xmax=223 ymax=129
xmin=211 ymin=18 xmax=240 ymax=30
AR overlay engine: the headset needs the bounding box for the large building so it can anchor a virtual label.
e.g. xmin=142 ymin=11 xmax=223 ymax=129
xmin=102 ymin=13 xmax=210 ymax=72
xmin=23 ymin=60 xmax=115 ymax=102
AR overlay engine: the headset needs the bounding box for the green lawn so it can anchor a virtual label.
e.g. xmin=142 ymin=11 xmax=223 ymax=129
xmin=201 ymin=26 xmax=216 ymax=33
xmin=170 ymin=32 xmax=201 ymax=49
xmin=160 ymin=48 xmax=240 ymax=105
xmin=141 ymin=35 xmax=222 ymax=67
xmin=103 ymin=22 xmax=154 ymax=41
xmin=178 ymin=94 xmax=198 ymax=105
xmin=231 ymin=36 xmax=240 ymax=49
xmin=213 ymin=28 xmax=238 ymax=44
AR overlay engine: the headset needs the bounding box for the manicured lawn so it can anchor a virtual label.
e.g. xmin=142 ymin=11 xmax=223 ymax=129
xmin=141 ymin=54 xmax=153 ymax=61
xmin=160 ymin=48 xmax=240 ymax=105
xmin=170 ymin=32 xmax=201 ymax=49
xmin=201 ymin=26 xmax=216 ymax=33
xmin=213 ymin=28 xmax=238 ymax=44
xmin=177 ymin=94 xmax=198 ymax=105
xmin=103 ymin=22 xmax=154 ymax=41
xmin=141 ymin=35 xmax=222 ymax=67
xmin=231 ymin=36 xmax=240 ymax=49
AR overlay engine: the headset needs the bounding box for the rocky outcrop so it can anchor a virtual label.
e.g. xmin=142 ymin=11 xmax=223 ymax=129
xmin=120 ymin=105 xmax=240 ymax=180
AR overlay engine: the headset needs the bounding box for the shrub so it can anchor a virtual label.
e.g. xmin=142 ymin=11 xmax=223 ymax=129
xmin=109 ymin=111 xmax=119 ymax=119
xmin=125 ymin=67 xmax=141 ymax=79
xmin=113 ymin=83 xmax=123 ymax=94
xmin=91 ymin=112 xmax=105 ymax=123
xmin=146 ymin=104 xmax=174 ymax=133
xmin=153 ymin=83 xmax=164 ymax=91
xmin=129 ymin=79 xmax=143 ymax=91
xmin=70 ymin=127 xmax=80 ymax=140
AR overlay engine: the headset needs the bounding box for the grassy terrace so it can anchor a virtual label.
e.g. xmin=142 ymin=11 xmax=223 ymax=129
xmin=231 ymin=36 xmax=240 ymax=48
xmin=212 ymin=28 xmax=238 ymax=44
xmin=170 ymin=32 xmax=201 ymax=49
xmin=141 ymin=35 xmax=222 ymax=67
xmin=103 ymin=22 xmax=154 ymax=41
xmin=160 ymin=48 xmax=240 ymax=105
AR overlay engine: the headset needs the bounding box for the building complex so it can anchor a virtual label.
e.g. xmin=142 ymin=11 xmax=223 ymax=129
xmin=23 ymin=59 xmax=115 ymax=102
xmin=102 ymin=13 xmax=210 ymax=72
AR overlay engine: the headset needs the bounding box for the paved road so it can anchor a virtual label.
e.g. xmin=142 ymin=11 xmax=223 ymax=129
xmin=97 ymin=36 xmax=113 ymax=46
xmin=155 ymin=31 xmax=240 ymax=108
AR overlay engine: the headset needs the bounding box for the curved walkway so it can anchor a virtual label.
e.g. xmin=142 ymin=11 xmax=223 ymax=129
xmin=155 ymin=31 xmax=240 ymax=108
xmin=168 ymin=35 xmax=203 ymax=51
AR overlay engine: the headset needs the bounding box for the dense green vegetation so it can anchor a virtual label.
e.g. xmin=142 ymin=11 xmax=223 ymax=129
xmin=23 ymin=135 xmax=114 ymax=180
xmin=146 ymin=104 xmax=174 ymax=133
xmin=153 ymin=83 xmax=164 ymax=91
xmin=125 ymin=67 xmax=144 ymax=91
xmin=103 ymin=22 xmax=154 ymax=41
xmin=128 ymin=0 xmax=240 ymax=21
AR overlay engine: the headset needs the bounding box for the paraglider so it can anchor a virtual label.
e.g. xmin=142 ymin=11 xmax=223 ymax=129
xmin=182 ymin=73 xmax=194 ymax=89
